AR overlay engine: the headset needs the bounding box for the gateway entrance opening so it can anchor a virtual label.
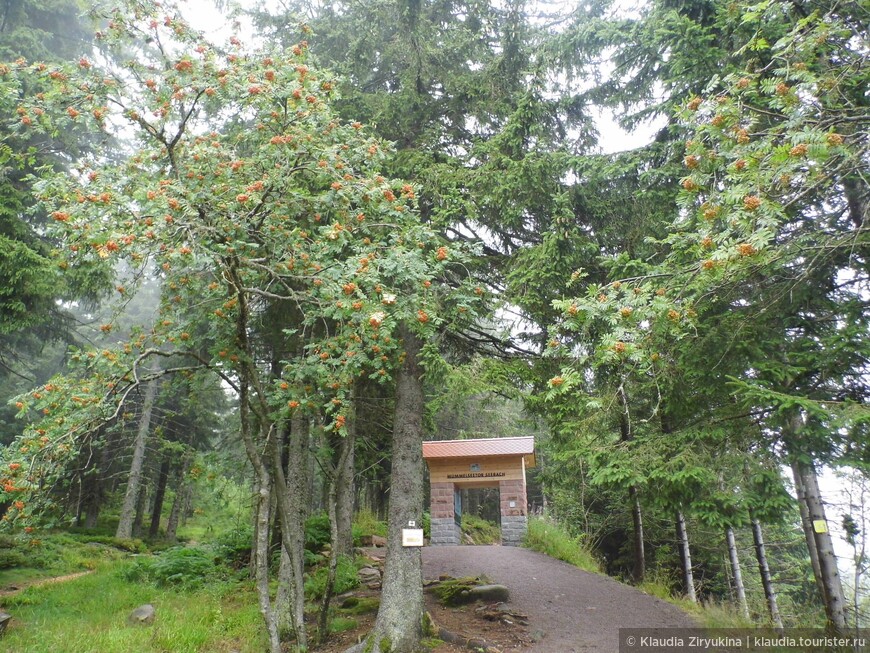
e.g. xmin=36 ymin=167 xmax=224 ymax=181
xmin=422 ymin=436 xmax=535 ymax=546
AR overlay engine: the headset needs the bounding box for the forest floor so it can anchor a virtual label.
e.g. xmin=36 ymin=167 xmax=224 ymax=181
xmin=0 ymin=570 xmax=94 ymax=598
xmin=319 ymin=545 xmax=697 ymax=653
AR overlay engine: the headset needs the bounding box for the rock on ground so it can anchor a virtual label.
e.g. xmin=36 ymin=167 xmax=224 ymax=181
xmin=127 ymin=604 xmax=156 ymax=626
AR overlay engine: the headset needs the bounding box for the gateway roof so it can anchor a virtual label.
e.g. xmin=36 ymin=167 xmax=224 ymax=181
xmin=422 ymin=436 xmax=535 ymax=467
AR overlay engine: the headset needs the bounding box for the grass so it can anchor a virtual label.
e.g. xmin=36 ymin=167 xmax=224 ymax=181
xmin=353 ymin=509 xmax=387 ymax=540
xmin=337 ymin=596 xmax=380 ymax=616
xmin=0 ymin=531 xmax=126 ymax=591
xmin=329 ymin=616 xmax=358 ymax=633
xmin=1 ymin=560 xmax=266 ymax=653
xmin=637 ymin=575 xmax=756 ymax=628
xmin=460 ymin=515 xmax=500 ymax=545
xmin=522 ymin=516 xmax=602 ymax=574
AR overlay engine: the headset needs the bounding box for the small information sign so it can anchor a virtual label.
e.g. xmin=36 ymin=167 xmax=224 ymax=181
xmin=402 ymin=528 xmax=424 ymax=547
xmin=813 ymin=519 xmax=828 ymax=534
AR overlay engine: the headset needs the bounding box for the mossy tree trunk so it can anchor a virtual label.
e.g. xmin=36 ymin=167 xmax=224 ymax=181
xmin=349 ymin=324 xmax=425 ymax=653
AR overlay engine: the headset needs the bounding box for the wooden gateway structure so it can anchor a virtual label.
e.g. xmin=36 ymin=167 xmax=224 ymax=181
xmin=422 ymin=436 xmax=535 ymax=546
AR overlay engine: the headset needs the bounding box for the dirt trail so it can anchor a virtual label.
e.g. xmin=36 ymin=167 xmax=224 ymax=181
xmin=0 ymin=570 xmax=94 ymax=598
xmin=423 ymin=546 xmax=697 ymax=653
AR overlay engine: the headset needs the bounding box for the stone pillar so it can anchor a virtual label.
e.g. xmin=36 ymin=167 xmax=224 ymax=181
xmin=430 ymin=481 xmax=460 ymax=545
xmin=499 ymin=478 xmax=527 ymax=546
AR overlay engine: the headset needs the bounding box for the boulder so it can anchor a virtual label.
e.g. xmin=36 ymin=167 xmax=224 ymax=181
xmin=0 ymin=610 xmax=11 ymax=636
xmin=127 ymin=604 xmax=156 ymax=626
xmin=466 ymin=584 xmax=510 ymax=603
xmin=358 ymin=566 xmax=381 ymax=584
xmin=371 ymin=534 xmax=387 ymax=547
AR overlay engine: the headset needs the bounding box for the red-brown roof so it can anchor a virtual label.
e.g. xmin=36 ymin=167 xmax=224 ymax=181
xmin=422 ymin=436 xmax=535 ymax=467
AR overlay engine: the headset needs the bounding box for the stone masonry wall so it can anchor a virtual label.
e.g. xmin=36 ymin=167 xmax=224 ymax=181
xmin=430 ymin=482 xmax=459 ymax=545
xmin=499 ymin=478 xmax=527 ymax=546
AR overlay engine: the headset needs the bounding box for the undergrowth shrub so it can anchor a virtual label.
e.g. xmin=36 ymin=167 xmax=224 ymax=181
xmin=305 ymin=512 xmax=332 ymax=551
xmin=213 ymin=527 xmax=253 ymax=569
xmin=0 ymin=547 xmax=28 ymax=569
xmin=352 ymin=509 xmax=387 ymax=542
xmin=461 ymin=515 xmax=500 ymax=544
xmin=304 ymin=555 xmax=359 ymax=599
xmin=122 ymin=546 xmax=218 ymax=588
xmin=62 ymin=532 xmax=147 ymax=553
xmin=0 ymin=534 xmax=54 ymax=569
xmin=523 ymin=516 xmax=601 ymax=573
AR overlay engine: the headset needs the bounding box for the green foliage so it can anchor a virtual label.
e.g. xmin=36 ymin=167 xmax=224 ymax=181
xmin=305 ymin=512 xmax=332 ymax=552
xmin=353 ymin=508 xmax=388 ymax=540
xmin=523 ymin=517 xmax=601 ymax=574
xmin=63 ymin=531 xmax=147 ymax=554
xmin=0 ymin=546 xmax=28 ymax=569
xmin=421 ymin=511 xmax=430 ymax=540
xmin=431 ymin=576 xmax=484 ymax=607
xmin=122 ymin=546 xmax=218 ymax=589
xmin=1 ymin=560 xmax=266 ymax=653
xmin=212 ymin=527 xmax=253 ymax=569
xmin=304 ymin=554 xmax=359 ymax=599
xmin=0 ymin=234 xmax=56 ymax=335
xmin=329 ymin=616 xmax=358 ymax=633
xmin=2 ymin=0 xmax=484 ymax=535
xmin=460 ymin=515 xmax=500 ymax=545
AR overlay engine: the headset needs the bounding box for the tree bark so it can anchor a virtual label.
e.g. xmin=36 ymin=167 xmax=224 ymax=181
xmin=796 ymin=458 xmax=848 ymax=634
xmin=318 ymin=429 xmax=353 ymax=644
xmin=750 ymin=516 xmax=783 ymax=629
xmin=275 ymin=415 xmax=310 ymax=648
xmin=350 ymin=324 xmax=425 ymax=653
xmin=149 ymin=455 xmax=171 ymax=538
xmin=619 ymin=386 xmax=645 ymax=583
xmin=116 ymin=378 xmax=158 ymax=539
xmin=675 ymin=510 xmax=697 ymax=603
xmin=132 ymin=480 xmax=147 ymax=538
xmin=165 ymin=450 xmax=193 ymax=542
xmin=238 ymin=380 xmax=282 ymax=653
xmin=725 ymin=526 xmax=749 ymax=619
xmin=82 ymin=477 xmax=100 ymax=528
xmin=334 ymin=396 xmax=357 ymax=557
xmin=792 ymin=459 xmax=826 ymax=601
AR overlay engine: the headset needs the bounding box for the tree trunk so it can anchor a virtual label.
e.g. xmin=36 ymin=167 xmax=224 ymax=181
xmin=255 ymin=467 xmax=282 ymax=653
xmin=796 ymin=458 xmax=848 ymax=634
xmin=675 ymin=510 xmax=697 ymax=603
xmin=334 ymin=402 xmax=356 ymax=557
xmin=272 ymin=415 xmax=310 ymax=650
xmin=116 ymin=378 xmax=158 ymax=539
xmin=725 ymin=526 xmax=749 ymax=619
xmin=351 ymin=324 xmax=425 ymax=653
xmin=165 ymin=451 xmax=193 ymax=542
xmin=750 ymin=516 xmax=783 ymax=629
xmin=792 ymin=460 xmax=825 ymax=602
xmin=619 ymin=386 xmax=645 ymax=583
xmin=132 ymin=481 xmax=147 ymax=538
xmin=149 ymin=455 xmax=171 ymax=538
xmin=629 ymin=485 xmax=645 ymax=583
xmin=237 ymin=370 xmax=282 ymax=653
xmin=83 ymin=482 xmax=100 ymax=528
xmin=318 ymin=431 xmax=353 ymax=645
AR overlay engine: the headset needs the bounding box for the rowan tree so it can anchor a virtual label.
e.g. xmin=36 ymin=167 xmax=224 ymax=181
xmin=1 ymin=1 xmax=481 ymax=650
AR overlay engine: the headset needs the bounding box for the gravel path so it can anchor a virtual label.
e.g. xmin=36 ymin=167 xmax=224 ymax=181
xmin=423 ymin=546 xmax=697 ymax=653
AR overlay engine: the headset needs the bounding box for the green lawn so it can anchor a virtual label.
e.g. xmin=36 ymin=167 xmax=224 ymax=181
xmin=1 ymin=560 xmax=266 ymax=653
